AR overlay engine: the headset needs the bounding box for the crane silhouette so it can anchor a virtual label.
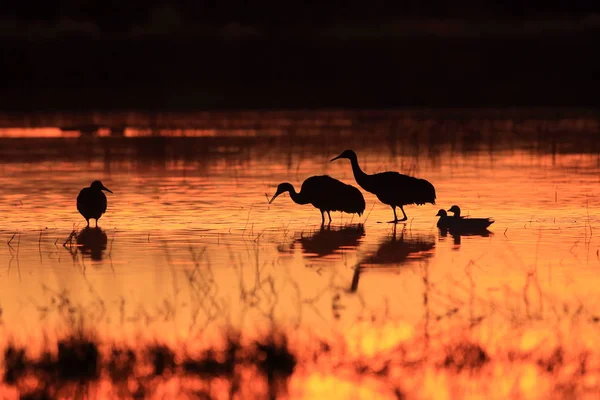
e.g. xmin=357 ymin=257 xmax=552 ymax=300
xmin=268 ymin=175 xmax=366 ymax=225
xmin=77 ymin=180 xmax=113 ymax=227
xmin=331 ymin=150 xmax=436 ymax=223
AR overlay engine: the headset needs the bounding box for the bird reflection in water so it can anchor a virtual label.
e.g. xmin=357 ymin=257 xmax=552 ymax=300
xmin=363 ymin=225 xmax=435 ymax=266
xmin=438 ymin=227 xmax=492 ymax=247
xmin=350 ymin=226 xmax=435 ymax=292
xmin=298 ymin=224 xmax=365 ymax=258
xmin=76 ymin=227 xmax=108 ymax=261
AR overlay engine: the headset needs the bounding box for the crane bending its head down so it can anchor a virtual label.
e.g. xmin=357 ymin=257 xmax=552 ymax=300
xmin=269 ymin=183 xmax=295 ymax=204
xmin=268 ymin=175 xmax=365 ymax=225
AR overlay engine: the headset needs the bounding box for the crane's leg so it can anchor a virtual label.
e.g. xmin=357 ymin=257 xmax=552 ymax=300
xmin=86 ymin=219 xmax=90 ymax=227
xmin=320 ymin=211 xmax=325 ymax=226
xmin=327 ymin=211 xmax=332 ymax=224
xmin=388 ymin=206 xmax=399 ymax=223
xmin=398 ymin=206 xmax=408 ymax=222
xmin=95 ymin=218 xmax=99 ymax=228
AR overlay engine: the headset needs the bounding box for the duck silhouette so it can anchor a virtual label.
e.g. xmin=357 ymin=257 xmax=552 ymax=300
xmin=446 ymin=205 xmax=494 ymax=232
xmin=435 ymin=209 xmax=454 ymax=229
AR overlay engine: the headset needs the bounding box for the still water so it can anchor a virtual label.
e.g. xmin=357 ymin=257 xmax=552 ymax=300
xmin=0 ymin=111 xmax=599 ymax=398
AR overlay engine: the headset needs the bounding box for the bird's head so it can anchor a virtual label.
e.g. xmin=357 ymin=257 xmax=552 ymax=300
xmin=268 ymin=183 xmax=293 ymax=204
xmin=435 ymin=209 xmax=448 ymax=217
xmin=90 ymin=180 xmax=113 ymax=194
xmin=447 ymin=205 xmax=460 ymax=214
xmin=330 ymin=149 xmax=357 ymax=162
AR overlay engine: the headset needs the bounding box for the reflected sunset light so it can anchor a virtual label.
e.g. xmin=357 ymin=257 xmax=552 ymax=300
xmin=0 ymin=110 xmax=599 ymax=398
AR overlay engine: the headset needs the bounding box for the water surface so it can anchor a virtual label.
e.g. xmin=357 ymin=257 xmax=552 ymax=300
xmin=0 ymin=111 xmax=599 ymax=398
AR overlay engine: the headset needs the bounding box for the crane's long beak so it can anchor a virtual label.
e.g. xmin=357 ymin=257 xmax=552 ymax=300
xmin=330 ymin=154 xmax=342 ymax=162
xmin=268 ymin=192 xmax=280 ymax=204
xmin=102 ymin=185 xmax=113 ymax=194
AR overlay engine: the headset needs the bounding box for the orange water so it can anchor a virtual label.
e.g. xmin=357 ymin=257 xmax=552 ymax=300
xmin=0 ymin=113 xmax=599 ymax=398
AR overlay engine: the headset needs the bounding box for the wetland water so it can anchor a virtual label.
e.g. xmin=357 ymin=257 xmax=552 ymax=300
xmin=0 ymin=110 xmax=599 ymax=398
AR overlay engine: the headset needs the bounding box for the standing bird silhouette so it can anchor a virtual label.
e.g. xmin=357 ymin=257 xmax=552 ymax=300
xmin=331 ymin=150 xmax=436 ymax=223
xmin=77 ymin=180 xmax=113 ymax=227
xmin=268 ymin=175 xmax=365 ymax=225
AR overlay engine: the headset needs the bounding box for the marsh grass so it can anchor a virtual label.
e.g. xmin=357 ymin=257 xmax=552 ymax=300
xmin=1 ymin=329 xmax=299 ymax=399
xmin=1 ymin=320 xmax=600 ymax=398
xmin=2 ymin=212 xmax=600 ymax=398
xmin=3 ymin=275 xmax=600 ymax=400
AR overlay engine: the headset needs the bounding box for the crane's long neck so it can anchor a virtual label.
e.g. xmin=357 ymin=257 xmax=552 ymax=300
xmin=288 ymin=186 xmax=310 ymax=205
xmin=349 ymin=157 xmax=371 ymax=191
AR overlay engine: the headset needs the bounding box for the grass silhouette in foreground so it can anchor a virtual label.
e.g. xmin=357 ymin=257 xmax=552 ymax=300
xmin=5 ymin=327 xmax=596 ymax=399
xmin=2 ymin=331 xmax=297 ymax=399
